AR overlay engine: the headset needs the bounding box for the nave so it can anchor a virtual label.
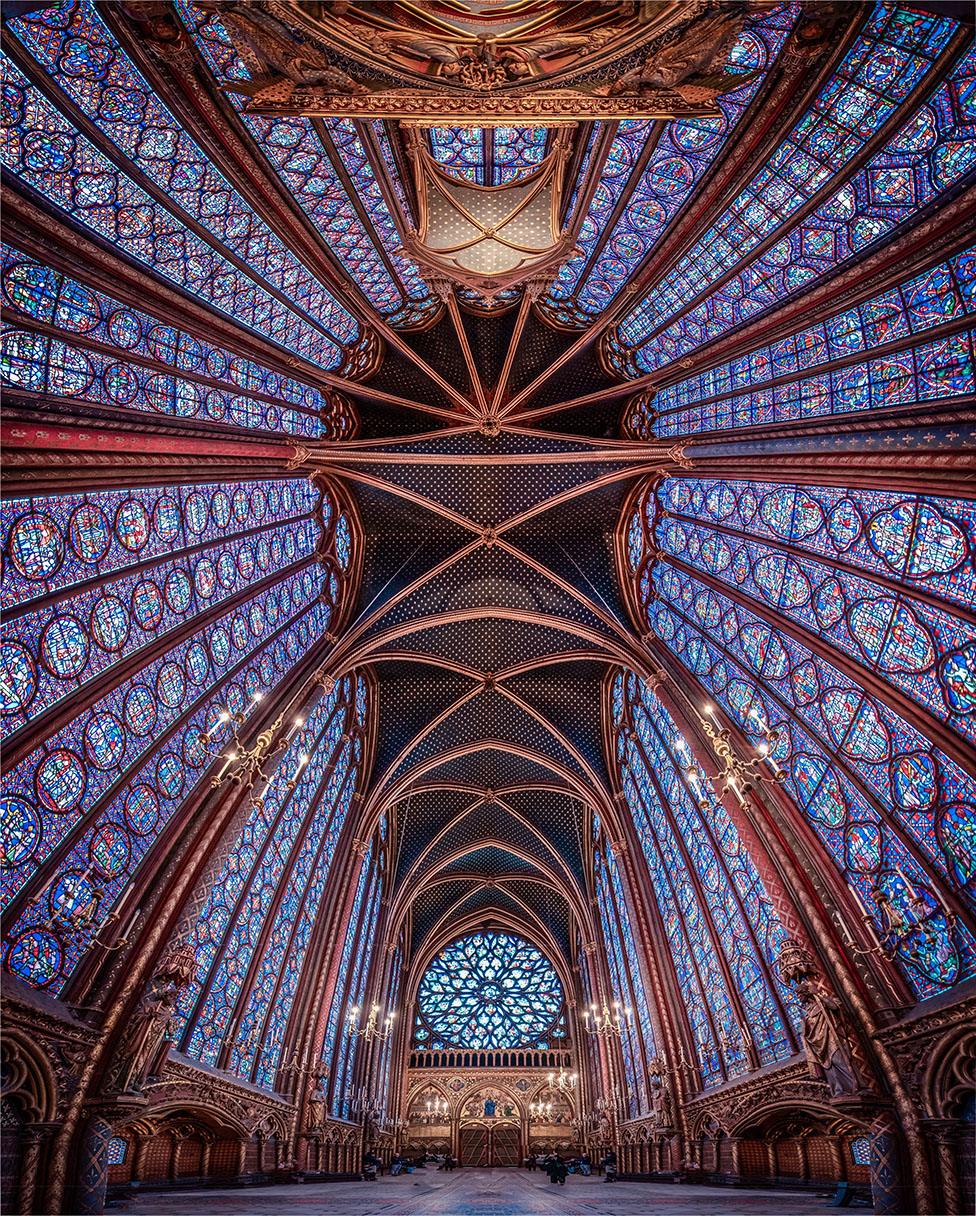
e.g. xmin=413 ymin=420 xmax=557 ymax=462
xmin=122 ymin=1169 xmax=828 ymax=1216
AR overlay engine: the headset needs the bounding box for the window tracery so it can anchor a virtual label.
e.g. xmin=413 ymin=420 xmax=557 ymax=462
xmin=0 ymin=55 xmax=348 ymax=368
xmin=0 ymin=246 xmax=355 ymax=438
xmin=176 ymin=676 xmax=367 ymax=1086
xmin=594 ymin=842 xmax=655 ymax=1116
xmin=545 ymin=3 xmax=799 ymax=322
xmin=414 ymin=932 xmax=564 ymax=1053
xmin=610 ymin=673 xmax=800 ymax=1087
xmin=175 ymin=1 xmax=433 ymax=322
xmin=624 ymin=487 xmax=976 ymax=999
xmin=636 ymin=248 xmax=975 ymax=436
xmin=1 ymin=478 xmax=355 ymax=996
xmin=428 ymin=127 xmax=548 ymax=186
xmin=620 ymin=12 xmax=969 ymax=359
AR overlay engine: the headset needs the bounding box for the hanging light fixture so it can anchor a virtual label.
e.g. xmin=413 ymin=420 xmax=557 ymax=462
xmin=346 ymin=1001 xmax=397 ymax=1042
xmin=582 ymin=1000 xmax=633 ymax=1039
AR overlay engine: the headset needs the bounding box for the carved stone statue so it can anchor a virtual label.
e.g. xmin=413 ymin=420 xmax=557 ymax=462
xmin=650 ymin=1078 xmax=674 ymax=1128
xmin=795 ymin=977 xmax=861 ymax=1097
xmin=106 ymin=944 xmax=195 ymax=1095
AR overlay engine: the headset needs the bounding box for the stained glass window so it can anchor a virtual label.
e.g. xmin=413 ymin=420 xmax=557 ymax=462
xmin=1 ymin=245 xmax=356 ymax=439
xmin=1 ymin=475 xmax=356 ymax=995
xmin=174 ymin=1 xmax=433 ymax=323
xmin=175 ymin=675 xmax=366 ymax=1088
xmin=0 ymin=47 xmax=351 ymax=367
xmin=610 ymin=672 xmax=800 ymax=1086
xmin=621 ymin=34 xmax=972 ymax=363
xmin=623 ymin=487 xmax=976 ymax=1000
xmin=414 ymin=932 xmax=563 ymax=1051
xmin=594 ymin=843 xmax=655 ymax=1116
xmin=639 ymin=248 xmax=975 ymax=437
xmin=544 ymin=3 xmax=800 ymax=323
xmin=429 ymin=127 xmax=549 ymax=185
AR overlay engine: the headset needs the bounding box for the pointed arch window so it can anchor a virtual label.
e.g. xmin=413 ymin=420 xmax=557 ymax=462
xmin=593 ymin=840 xmax=656 ymax=1116
xmin=1 ymin=478 xmax=356 ymax=995
xmin=611 ymin=673 xmax=801 ymax=1087
xmin=545 ymin=2 xmax=799 ymax=322
xmin=621 ymin=31 xmax=973 ymax=359
xmin=625 ymin=481 xmax=976 ymax=1000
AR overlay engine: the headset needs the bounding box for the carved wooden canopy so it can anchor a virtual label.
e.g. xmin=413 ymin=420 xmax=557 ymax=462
xmin=207 ymin=0 xmax=755 ymax=119
xmin=404 ymin=131 xmax=574 ymax=297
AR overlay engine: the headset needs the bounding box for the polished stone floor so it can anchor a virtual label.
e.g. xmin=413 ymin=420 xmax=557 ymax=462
xmin=120 ymin=1169 xmax=830 ymax=1215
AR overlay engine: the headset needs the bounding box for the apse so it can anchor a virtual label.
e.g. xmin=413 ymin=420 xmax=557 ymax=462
xmin=0 ymin=2 xmax=973 ymax=1215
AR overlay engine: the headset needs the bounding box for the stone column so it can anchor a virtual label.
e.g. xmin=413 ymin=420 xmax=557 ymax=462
xmin=871 ymin=1110 xmax=908 ymax=1215
xmin=923 ymin=1119 xmax=961 ymax=1216
xmin=200 ymin=1140 xmax=212 ymax=1180
xmin=74 ymin=1117 xmax=113 ymax=1216
xmin=797 ymin=1137 xmax=809 ymax=1182
xmin=236 ymin=1138 xmax=248 ymax=1176
xmin=826 ymin=1135 xmax=846 ymax=1183
xmin=729 ymin=1136 xmax=742 ymax=1181
xmin=131 ymin=1134 xmax=152 ymax=1183
xmin=17 ymin=1124 xmax=55 ymax=1216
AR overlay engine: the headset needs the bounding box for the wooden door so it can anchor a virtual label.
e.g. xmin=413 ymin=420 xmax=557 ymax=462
xmin=491 ymin=1125 xmax=520 ymax=1167
xmin=460 ymin=1125 xmax=488 ymax=1166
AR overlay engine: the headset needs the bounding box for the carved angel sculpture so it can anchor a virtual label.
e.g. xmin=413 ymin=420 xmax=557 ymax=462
xmin=604 ymin=10 xmax=752 ymax=98
xmin=202 ymin=4 xmax=369 ymax=104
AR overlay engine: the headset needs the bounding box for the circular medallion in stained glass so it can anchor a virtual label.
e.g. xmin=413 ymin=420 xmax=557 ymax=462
xmin=185 ymin=641 xmax=210 ymax=686
xmin=0 ymin=795 xmax=41 ymax=865
xmin=255 ymin=537 xmax=271 ymax=571
xmin=156 ymin=751 xmax=185 ymax=798
xmin=258 ymin=653 xmax=275 ymax=689
xmin=115 ymin=499 xmax=151 ymax=552
xmin=217 ymin=552 xmax=237 ymax=590
xmin=103 ymin=362 xmax=139 ymax=405
xmin=0 ymin=640 xmax=37 ymax=712
xmin=164 ymin=568 xmax=192 ymax=614
xmin=107 ymin=309 xmax=142 ymax=349
xmin=68 ymin=503 xmax=111 ymax=564
xmin=211 ymin=489 xmax=232 ymax=529
xmin=124 ymin=683 xmax=157 ymax=737
xmin=131 ymin=579 xmax=164 ymax=630
xmin=231 ymin=615 xmax=249 ymax=651
xmin=156 ymin=661 xmax=186 ymax=709
xmin=6 ymin=929 xmax=62 ymax=986
xmin=416 ymin=932 xmax=564 ymax=1051
xmin=9 ymin=513 xmax=63 ymax=580
xmin=248 ymin=602 xmax=265 ymax=637
xmin=153 ymin=495 xmax=181 ymax=543
xmin=183 ymin=723 xmax=207 ymax=767
xmin=251 ymin=485 xmax=268 ymax=520
xmin=232 ymin=488 xmax=250 ymax=522
xmin=36 ymin=748 xmax=86 ymax=813
xmin=236 ymin=546 xmax=256 ymax=580
xmin=84 ymin=712 xmax=126 ymax=770
xmin=40 ymin=615 xmax=89 ymax=678
xmin=210 ymin=626 xmax=231 ymax=667
xmin=91 ymin=594 xmax=130 ymax=653
xmin=124 ymin=784 xmax=159 ymax=836
xmin=90 ymin=821 xmax=130 ymax=879
xmin=194 ymin=558 xmax=216 ymax=600
xmin=185 ymin=491 xmax=209 ymax=535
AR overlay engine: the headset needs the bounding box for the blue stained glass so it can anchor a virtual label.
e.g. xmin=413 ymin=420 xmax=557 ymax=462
xmin=595 ymin=845 xmax=654 ymax=1115
xmin=429 ymin=127 xmax=548 ymax=187
xmin=414 ymin=932 xmax=563 ymax=1051
xmin=174 ymin=1 xmax=432 ymax=321
xmin=7 ymin=5 xmax=356 ymax=347
xmin=545 ymin=5 xmax=799 ymax=320
xmin=623 ymin=43 xmax=974 ymax=365
xmin=635 ymin=517 xmax=976 ymax=999
xmin=176 ymin=677 xmax=363 ymax=1082
xmin=0 ymin=56 xmax=347 ymax=369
